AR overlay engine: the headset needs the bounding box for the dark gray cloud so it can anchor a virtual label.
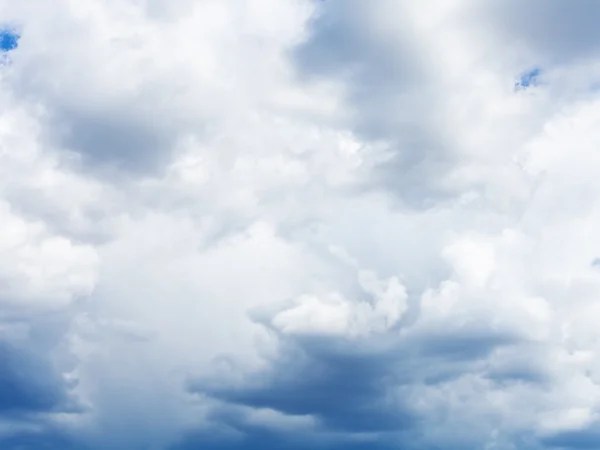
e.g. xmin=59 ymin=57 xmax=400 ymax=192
xmin=0 ymin=345 xmax=79 ymax=424
xmin=171 ymin=397 xmax=405 ymax=450
xmin=171 ymin=425 xmax=401 ymax=450
xmin=0 ymin=342 xmax=65 ymax=414
xmin=0 ymin=313 xmax=80 ymax=418
xmin=187 ymin=306 xmax=527 ymax=449
xmin=541 ymin=426 xmax=600 ymax=449
xmin=415 ymin=328 xmax=517 ymax=362
xmin=0 ymin=430 xmax=84 ymax=450
xmin=172 ymin=432 xmax=401 ymax=450
xmin=192 ymin=335 xmax=417 ymax=434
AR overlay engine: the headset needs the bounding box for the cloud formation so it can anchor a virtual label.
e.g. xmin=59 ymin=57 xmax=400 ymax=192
xmin=1 ymin=0 xmax=600 ymax=449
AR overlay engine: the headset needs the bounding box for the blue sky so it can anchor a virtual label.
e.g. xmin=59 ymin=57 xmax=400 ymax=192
xmin=0 ymin=30 xmax=18 ymax=52
xmin=1 ymin=1 xmax=600 ymax=449
xmin=516 ymin=67 xmax=542 ymax=90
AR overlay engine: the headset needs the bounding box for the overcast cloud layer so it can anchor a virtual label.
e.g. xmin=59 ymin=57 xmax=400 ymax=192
xmin=1 ymin=1 xmax=600 ymax=449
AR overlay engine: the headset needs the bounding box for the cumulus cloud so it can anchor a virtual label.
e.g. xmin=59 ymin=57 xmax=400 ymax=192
xmin=2 ymin=0 xmax=600 ymax=449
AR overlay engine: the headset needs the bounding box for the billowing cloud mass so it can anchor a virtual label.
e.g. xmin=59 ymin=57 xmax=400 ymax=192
xmin=2 ymin=0 xmax=600 ymax=448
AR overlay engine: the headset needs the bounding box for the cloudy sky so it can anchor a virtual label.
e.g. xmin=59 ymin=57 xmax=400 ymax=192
xmin=2 ymin=0 xmax=600 ymax=449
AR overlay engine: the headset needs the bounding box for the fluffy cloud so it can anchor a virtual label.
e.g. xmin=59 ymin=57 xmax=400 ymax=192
xmin=1 ymin=1 xmax=600 ymax=449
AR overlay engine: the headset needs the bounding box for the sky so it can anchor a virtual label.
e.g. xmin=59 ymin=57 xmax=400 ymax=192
xmin=1 ymin=0 xmax=600 ymax=449
xmin=0 ymin=30 xmax=18 ymax=52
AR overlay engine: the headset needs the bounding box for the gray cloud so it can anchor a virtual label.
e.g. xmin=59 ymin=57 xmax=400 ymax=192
xmin=0 ymin=342 xmax=65 ymax=414
xmin=0 ymin=313 xmax=80 ymax=418
xmin=192 ymin=337 xmax=417 ymax=433
xmin=171 ymin=425 xmax=401 ymax=450
xmin=3 ymin=0 xmax=600 ymax=449
xmin=292 ymin=0 xmax=455 ymax=207
xmin=478 ymin=0 xmax=600 ymax=66
xmin=541 ymin=427 xmax=600 ymax=449
xmin=0 ymin=430 xmax=84 ymax=450
xmin=54 ymin=106 xmax=175 ymax=175
xmin=187 ymin=302 xmax=528 ymax=448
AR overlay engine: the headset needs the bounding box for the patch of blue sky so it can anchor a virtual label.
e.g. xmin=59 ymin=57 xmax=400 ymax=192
xmin=0 ymin=29 xmax=19 ymax=52
xmin=515 ymin=67 xmax=541 ymax=90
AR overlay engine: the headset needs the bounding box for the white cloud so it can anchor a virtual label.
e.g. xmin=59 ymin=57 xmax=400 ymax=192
xmin=2 ymin=1 xmax=600 ymax=449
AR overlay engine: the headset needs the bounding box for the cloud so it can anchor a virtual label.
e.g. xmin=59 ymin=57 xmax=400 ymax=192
xmin=477 ymin=0 xmax=600 ymax=66
xmin=541 ymin=426 xmax=600 ymax=449
xmin=292 ymin=0 xmax=452 ymax=207
xmin=2 ymin=0 xmax=600 ymax=449
xmin=0 ymin=343 xmax=65 ymax=414
xmin=0 ymin=427 xmax=83 ymax=450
